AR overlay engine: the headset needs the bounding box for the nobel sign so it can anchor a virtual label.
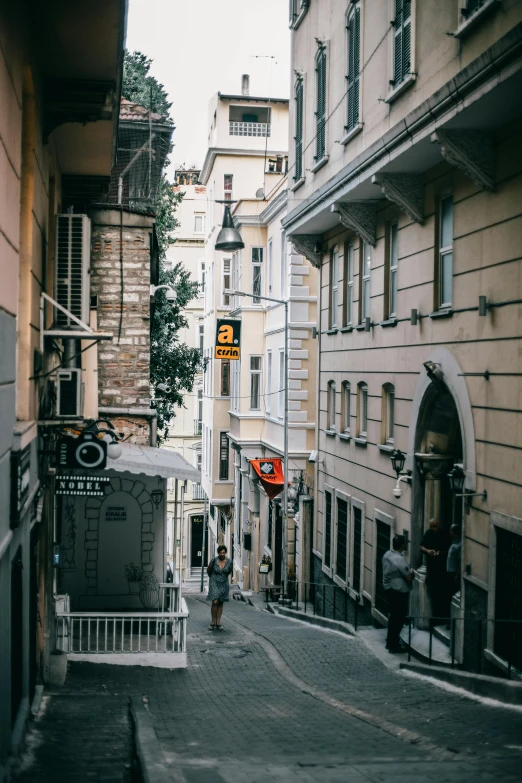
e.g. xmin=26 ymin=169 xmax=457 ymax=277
xmin=215 ymin=319 xmax=241 ymax=360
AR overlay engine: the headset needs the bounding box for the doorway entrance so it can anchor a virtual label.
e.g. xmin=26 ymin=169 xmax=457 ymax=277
xmin=190 ymin=515 xmax=206 ymax=570
xmin=11 ymin=548 xmax=23 ymax=726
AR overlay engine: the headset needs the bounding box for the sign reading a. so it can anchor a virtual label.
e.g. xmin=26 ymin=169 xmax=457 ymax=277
xmin=215 ymin=319 xmax=241 ymax=360
xmin=56 ymin=474 xmax=110 ymax=497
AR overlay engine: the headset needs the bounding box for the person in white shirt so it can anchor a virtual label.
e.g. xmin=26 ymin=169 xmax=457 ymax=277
xmin=382 ymin=534 xmax=414 ymax=653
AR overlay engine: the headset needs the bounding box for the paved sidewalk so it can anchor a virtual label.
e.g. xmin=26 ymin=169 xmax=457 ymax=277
xmin=17 ymin=596 xmax=522 ymax=782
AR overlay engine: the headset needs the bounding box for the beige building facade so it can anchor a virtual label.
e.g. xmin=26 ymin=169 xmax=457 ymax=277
xmin=283 ymin=0 xmax=522 ymax=672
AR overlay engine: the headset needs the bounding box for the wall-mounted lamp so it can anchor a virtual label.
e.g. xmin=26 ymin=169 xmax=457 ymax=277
xmin=447 ymin=464 xmax=487 ymax=506
xmin=390 ymin=449 xmax=411 ymax=498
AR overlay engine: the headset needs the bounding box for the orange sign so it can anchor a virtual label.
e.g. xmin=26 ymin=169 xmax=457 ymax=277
xmin=215 ymin=319 xmax=241 ymax=360
xmin=250 ymin=458 xmax=285 ymax=499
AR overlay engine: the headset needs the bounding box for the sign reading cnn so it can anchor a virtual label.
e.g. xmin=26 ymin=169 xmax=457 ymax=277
xmin=215 ymin=319 xmax=241 ymax=360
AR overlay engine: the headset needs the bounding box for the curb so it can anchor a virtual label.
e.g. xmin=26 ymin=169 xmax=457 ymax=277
xmin=271 ymin=604 xmax=355 ymax=636
xmin=400 ymin=662 xmax=522 ymax=706
xmin=130 ymin=698 xmax=170 ymax=783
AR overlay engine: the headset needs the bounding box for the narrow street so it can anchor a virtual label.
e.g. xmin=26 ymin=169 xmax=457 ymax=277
xmin=19 ymin=598 xmax=522 ymax=782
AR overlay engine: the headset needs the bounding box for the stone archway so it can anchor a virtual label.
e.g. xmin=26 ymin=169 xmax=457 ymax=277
xmin=84 ymin=476 xmax=154 ymax=595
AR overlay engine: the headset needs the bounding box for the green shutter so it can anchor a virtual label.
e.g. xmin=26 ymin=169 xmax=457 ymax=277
xmin=346 ymin=7 xmax=360 ymax=131
xmin=394 ymin=0 xmax=411 ymax=86
xmin=295 ymin=78 xmax=303 ymax=181
xmin=315 ymin=47 xmax=327 ymax=161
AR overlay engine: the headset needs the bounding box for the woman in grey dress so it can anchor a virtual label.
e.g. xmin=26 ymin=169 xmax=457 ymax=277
xmin=207 ymin=545 xmax=233 ymax=630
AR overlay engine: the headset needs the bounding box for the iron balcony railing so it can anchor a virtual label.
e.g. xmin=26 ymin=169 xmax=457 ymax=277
xmin=194 ymin=418 xmax=202 ymax=436
xmin=229 ymin=121 xmax=271 ymax=137
xmin=192 ymin=483 xmax=206 ymax=500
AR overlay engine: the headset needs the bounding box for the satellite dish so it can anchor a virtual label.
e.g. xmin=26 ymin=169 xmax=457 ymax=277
xmin=255 ymin=188 xmax=265 ymax=199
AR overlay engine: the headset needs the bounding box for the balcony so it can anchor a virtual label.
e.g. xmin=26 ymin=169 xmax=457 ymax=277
xmin=229 ymin=121 xmax=270 ymax=137
xmin=194 ymin=418 xmax=202 ymax=436
xmin=56 ymin=584 xmax=188 ymax=667
xmin=192 ymin=483 xmax=206 ymax=500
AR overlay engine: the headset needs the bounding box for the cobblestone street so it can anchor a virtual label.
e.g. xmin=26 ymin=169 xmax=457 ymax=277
xmin=18 ymin=597 xmax=522 ymax=782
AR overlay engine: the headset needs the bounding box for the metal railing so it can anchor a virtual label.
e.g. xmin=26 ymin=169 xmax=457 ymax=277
xmin=262 ymin=580 xmax=361 ymax=632
xmin=192 ymin=483 xmax=205 ymax=500
xmin=194 ymin=418 xmax=202 ymax=436
xmin=229 ymin=121 xmax=271 ymax=137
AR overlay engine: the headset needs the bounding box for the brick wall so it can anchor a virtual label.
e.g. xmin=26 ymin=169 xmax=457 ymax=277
xmin=90 ymin=209 xmax=155 ymax=444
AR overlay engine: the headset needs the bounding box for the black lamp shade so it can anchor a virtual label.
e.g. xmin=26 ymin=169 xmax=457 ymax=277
xmin=215 ymin=205 xmax=244 ymax=251
xmin=448 ymin=464 xmax=465 ymax=494
xmin=390 ymin=449 xmax=406 ymax=477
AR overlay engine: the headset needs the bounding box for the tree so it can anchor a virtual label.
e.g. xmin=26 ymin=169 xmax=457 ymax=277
xmin=122 ymin=52 xmax=203 ymax=441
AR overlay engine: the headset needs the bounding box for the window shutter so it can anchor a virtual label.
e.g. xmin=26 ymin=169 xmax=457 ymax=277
xmin=347 ymin=7 xmax=360 ymax=131
xmin=393 ymin=0 xmax=411 ymax=86
xmin=315 ymin=47 xmax=327 ymax=161
xmin=295 ymin=78 xmax=303 ymax=181
xmin=394 ymin=0 xmax=403 ymax=86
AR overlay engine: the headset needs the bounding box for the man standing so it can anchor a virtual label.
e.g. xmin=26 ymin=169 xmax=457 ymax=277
xmin=382 ymin=535 xmax=414 ymax=653
xmin=420 ymin=517 xmax=450 ymax=622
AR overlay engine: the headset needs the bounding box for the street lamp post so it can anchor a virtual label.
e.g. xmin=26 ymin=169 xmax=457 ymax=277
xmin=224 ymin=289 xmax=289 ymax=592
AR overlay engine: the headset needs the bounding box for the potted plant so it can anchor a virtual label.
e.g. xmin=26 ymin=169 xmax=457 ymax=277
xmin=139 ymin=570 xmax=161 ymax=610
xmin=124 ymin=562 xmax=142 ymax=595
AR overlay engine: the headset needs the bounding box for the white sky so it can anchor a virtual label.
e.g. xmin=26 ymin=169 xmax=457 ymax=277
xmin=126 ymin=0 xmax=291 ymax=177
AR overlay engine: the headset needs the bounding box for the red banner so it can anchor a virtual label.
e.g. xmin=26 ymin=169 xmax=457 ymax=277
xmin=250 ymin=458 xmax=285 ymax=499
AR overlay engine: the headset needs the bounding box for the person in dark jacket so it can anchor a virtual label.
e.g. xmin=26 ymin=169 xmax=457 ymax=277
xmin=420 ymin=517 xmax=450 ymax=622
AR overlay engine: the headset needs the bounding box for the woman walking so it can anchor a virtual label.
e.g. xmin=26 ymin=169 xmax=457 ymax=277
xmin=207 ymin=545 xmax=233 ymax=630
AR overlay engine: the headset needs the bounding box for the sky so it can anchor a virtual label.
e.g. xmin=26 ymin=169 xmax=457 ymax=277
xmin=126 ymin=0 xmax=291 ymax=177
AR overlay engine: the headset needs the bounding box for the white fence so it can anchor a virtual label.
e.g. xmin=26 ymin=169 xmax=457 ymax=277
xmin=229 ymin=121 xmax=270 ymax=137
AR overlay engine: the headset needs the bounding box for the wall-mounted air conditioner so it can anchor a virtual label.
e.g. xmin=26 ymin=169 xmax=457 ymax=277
xmin=55 ymin=214 xmax=91 ymax=327
xmin=56 ymin=369 xmax=83 ymax=418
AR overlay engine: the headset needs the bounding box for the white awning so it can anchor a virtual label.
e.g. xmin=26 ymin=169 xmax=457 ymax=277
xmin=107 ymin=443 xmax=200 ymax=482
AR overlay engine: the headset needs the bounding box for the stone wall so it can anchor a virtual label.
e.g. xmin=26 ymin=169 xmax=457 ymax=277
xmin=89 ymin=209 xmax=155 ymax=444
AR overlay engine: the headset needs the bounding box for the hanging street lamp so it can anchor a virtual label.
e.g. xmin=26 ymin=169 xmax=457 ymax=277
xmin=215 ymin=201 xmax=245 ymax=252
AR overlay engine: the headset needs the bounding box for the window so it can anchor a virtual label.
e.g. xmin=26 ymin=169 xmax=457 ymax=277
xmin=329 ymin=246 xmax=339 ymax=328
xmin=219 ymin=432 xmax=230 ymax=480
xmin=341 ymin=381 xmax=351 ymax=434
xmin=278 ymin=349 xmax=285 ymax=419
xmin=195 ymin=389 xmax=203 ymax=435
xmin=266 ymin=351 xmax=272 ymax=415
xmin=200 ymin=262 xmax=205 ymax=297
xmin=327 ymin=380 xmax=336 ymax=431
xmin=357 ymin=382 xmax=368 ymax=439
xmin=224 ymin=174 xmax=233 ymax=202
xmin=336 ymin=498 xmax=348 ymax=582
xmin=280 ymin=231 xmax=287 ymax=297
xmin=387 ymin=222 xmax=399 ymax=319
xmin=438 ymin=196 xmax=453 ymax=309
xmin=393 ymin=0 xmax=412 ymax=87
xmin=194 ymin=213 xmax=206 ymax=234
xmin=198 ymin=322 xmax=204 ymax=354
xmin=315 ymin=45 xmax=327 ymax=162
xmin=360 ymin=241 xmax=371 ymax=322
xmin=250 ymin=356 xmax=262 ymax=410
xmin=352 ymin=504 xmax=362 ymax=592
xmin=324 ymin=490 xmax=332 ymax=568
xmin=268 ymin=239 xmax=273 ymax=294
xmin=222 ymin=258 xmax=231 ymax=306
xmin=343 ymin=241 xmax=354 ymax=327
xmin=289 ymin=0 xmax=309 ymax=27
xmin=382 ymin=384 xmax=395 ymax=445
xmin=294 ymin=76 xmax=304 ymax=181
xmin=346 ymin=3 xmax=361 ymax=132
xmin=220 ymin=360 xmax=230 ymax=396
xmin=251 ymin=247 xmax=264 ymax=303
xmin=463 ymin=0 xmax=488 ymax=18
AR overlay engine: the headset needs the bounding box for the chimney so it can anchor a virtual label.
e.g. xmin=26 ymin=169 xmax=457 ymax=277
xmin=241 ymin=74 xmax=250 ymax=96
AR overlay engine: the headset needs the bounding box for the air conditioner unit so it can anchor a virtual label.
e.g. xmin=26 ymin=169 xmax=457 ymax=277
xmin=55 ymin=214 xmax=91 ymax=327
xmin=56 ymin=369 xmax=83 ymax=418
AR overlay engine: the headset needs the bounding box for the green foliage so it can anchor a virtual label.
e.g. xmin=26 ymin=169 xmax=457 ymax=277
xmin=122 ymin=51 xmax=203 ymax=443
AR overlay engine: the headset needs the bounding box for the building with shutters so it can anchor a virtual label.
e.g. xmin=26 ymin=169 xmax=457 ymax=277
xmin=282 ymin=0 xmax=522 ymax=673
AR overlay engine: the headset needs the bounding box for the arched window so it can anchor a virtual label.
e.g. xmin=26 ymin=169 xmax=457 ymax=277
xmin=382 ymin=384 xmax=395 ymax=445
xmin=357 ymin=382 xmax=368 ymax=439
xmin=327 ymin=380 xmax=336 ymax=432
xmin=341 ymin=381 xmax=351 ymax=434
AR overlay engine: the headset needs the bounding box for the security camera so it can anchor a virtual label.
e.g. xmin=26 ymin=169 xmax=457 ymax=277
xmin=309 ymin=450 xmax=319 ymax=464
xmin=165 ymin=287 xmax=177 ymax=302
xmin=393 ymin=486 xmax=402 ymax=498
xmin=157 ymin=383 xmax=172 ymax=394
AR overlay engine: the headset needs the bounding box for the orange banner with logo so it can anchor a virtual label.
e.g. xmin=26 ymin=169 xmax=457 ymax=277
xmin=250 ymin=458 xmax=285 ymax=499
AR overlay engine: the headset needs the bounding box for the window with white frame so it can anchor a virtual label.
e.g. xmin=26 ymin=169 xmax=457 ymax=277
xmin=382 ymin=384 xmax=395 ymax=445
xmin=251 ymin=247 xmax=264 ymax=303
xmin=266 ymin=351 xmax=272 ymax=415
xmin=194 ymin=213 xmax=206 ymax=234
xmin=315 ymin=44 xmax=327 ymax=162
xmin=388 ymin=222 xmax=398 ymax=319
xmin=341 ymin=381 xmax=351 ymax=434
xmin=280 ymin=231 xmax=287 ymax=298
xmin=250 ymin=356 xmax=262 ymax=410
xmin=438 ymin=196 xmax=453 ymax=309
xmin=222 ymin=258 xmax=231 ymax=306
xmin=198 ymin=322 xmax=204 ymax=354
xmin=224 ymin=174 xmax=233 ymax=201
xmin=218 ymin=432 xmax=230 ymax=480
xmin=346 ymin=2 xmax=361 ymax=133
xmin=268 ymin=238 xmax=273 ymax=294
xmin=357 ymin=382 xmax=368 ymax=439
xmin=343 ymin=241 xmax=354 ymax=327
xmin=329 ymin=245 xmax=339 ymax=328
xmin=392 ymin=0 xmax=412 ymax=87
xmin=294 ymin=76 xmax=304 ymax=181
xmin=360 ymin=241 xmax=371 ymax=323
xmin=278 ymin=349 xmax=285 ymax=419
xmin=199 ymin=262 xmax=205 ymax=297
xmin=327 ymin=380 xmax=336 ymax=431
